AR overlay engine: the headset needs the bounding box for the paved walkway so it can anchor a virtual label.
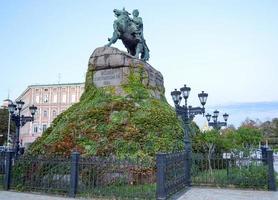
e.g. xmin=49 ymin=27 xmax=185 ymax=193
xmin=0 ymin=188 xmax=278 ymax=200
xmin=177 ymin=187 xmax=278 ymax=200
xmin=0 ymin=191 xmax=73 ymax=200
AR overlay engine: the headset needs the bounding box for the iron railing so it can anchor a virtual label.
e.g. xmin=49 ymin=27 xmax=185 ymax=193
xmin=78 ymin=156 xmax=156 ymax=199
xmin=0 ymin=148 xmax=276 ymax=199
xmin=0 ymin=152 xmax=5 ymax=174
xmin=156 ymin=151 xmax=189 ymax=199
xmin=10 ymin=155 xmax=71 ymax=193
xmin=191 ymin=152 xmax=268 ymax=189
xmin=1 ymin=151 xmax=156 ymax=199
xmin=0 ymin=152 xmax=5 ymax=189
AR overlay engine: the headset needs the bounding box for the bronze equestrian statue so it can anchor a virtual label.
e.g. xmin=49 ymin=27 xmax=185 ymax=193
xmin=105 ymin=8 xmax=150 ymax=61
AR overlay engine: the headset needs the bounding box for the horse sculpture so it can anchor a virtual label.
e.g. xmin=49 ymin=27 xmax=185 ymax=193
xmin=105 ymin=8 xmax=150 ymax=61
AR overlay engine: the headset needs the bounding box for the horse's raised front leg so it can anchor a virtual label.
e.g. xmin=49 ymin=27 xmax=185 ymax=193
xmin=105 ymin=31 xmax=119 ymax=47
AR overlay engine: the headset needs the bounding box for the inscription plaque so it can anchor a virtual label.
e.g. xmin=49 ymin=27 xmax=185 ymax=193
xmin=93 ymin=68 xmax=123 ymax=87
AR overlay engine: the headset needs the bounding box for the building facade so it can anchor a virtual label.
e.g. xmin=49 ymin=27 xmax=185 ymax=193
xmin=16 ymin=83 xmax=84 ymax=147
xmin=1 ymin=99 xmax=12 ymax=109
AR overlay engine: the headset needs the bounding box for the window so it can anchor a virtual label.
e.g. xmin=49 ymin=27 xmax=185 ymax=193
xmin=36 ymin=110 xmax=40 ymax=119
xmin=35 ymin=95 xmax=40 ymax=103
xmin=52 ymin=110 xmax=57 ymax=117
xmin=42 ymin=124 xmax=47 ymax=132
xmin=53 ymin=94 xmax=57 ymax=103
xmin=62 ymin=94 xmax=67 ymax=103
xmin=43 ymin=94 xmax=49 ymax=103
xmin=71 ymin=94 xmax=76 ymax=103
xmin=43 ymin=110 xmax=48 ymax=117
xmin=33 ymin=125 xmax=38 ymax=133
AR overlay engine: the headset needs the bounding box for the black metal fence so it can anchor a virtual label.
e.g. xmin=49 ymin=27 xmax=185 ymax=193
xmin=0 ymin=148 xmax=276 ymax=199
xmin=155 ymin=148 xmax=277 ymax=199
xmin=191 ymin=153 xmax=267 ymax=188
xmin=10 ymin=155 xmax=71 ymax=193
xmin=0 ymin=151 xmax=156 ymax=199
xmin=0 ymin=152 xmax=5 ymax=189
xmin=0 ymin=152 xmax=5 ymax=174
xmin=191 ymin=148 xmax=277 ymax=191
xmin=78 ymin=155 xmax=155 ymax=199
xmin=156 ymin=151 xmax=189 ymax=200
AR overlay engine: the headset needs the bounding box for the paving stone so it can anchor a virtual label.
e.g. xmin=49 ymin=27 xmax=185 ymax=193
xmin=176 ymin=187 xmax=278 ymax=200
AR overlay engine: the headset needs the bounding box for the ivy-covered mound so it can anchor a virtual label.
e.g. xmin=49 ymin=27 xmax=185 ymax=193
xmin=28 ymin=49 xmax=184 ymax=160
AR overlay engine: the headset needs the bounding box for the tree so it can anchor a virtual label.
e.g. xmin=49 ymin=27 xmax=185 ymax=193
xmin=189 ymin=121 xmax=201 ymax=137
xmin=237 ymin=125 xmax=263 ymax=150
xmin=193 ymin=123 xmax=263 ymax=171
xmin=240 ymin=118 xmax=261 ymax=128
xmin=193 ymin=129 xmax=221 ymax=172
xmin=220 ymin=128 xmax=239 ymax=152
xmin=260 ymin=118 xmax=278 ymax=149
xmin=0 ymin=108 xmax=15 ymax=146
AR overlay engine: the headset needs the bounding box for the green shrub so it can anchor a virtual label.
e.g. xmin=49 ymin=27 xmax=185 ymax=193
xmin=229 ymin=164 xmax=268 ymax=189
xmin=28 ymin=64 xmax=184 ymax=160
xmin=192 ymin=164 xmax=268 ymax=189
xmin=79 ymin=183 xmax=156 ymax=199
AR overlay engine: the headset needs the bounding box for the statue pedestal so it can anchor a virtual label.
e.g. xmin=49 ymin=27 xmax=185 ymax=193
xmin=28 ymin=46 xmax=184 ymax=157
xmin=87 ymin=47 xmax=164 ymax=99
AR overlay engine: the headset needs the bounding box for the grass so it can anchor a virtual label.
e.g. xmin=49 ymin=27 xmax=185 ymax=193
xmin=192 ymin=165 xmax=268 ymax=190
xmin=78 ymin=183 xmax=156 ymax=200
xmin=10 ymin=179 xmax=156 ymax=199
xmin=0 ymin=174 xmax=3 ymax=190
xmin=192 ymin=168 xmax=228 ymax=186
xmin=276 ymin=172 xmax=278 ymax=188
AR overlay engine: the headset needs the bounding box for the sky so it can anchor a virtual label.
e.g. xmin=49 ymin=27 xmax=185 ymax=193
xmin=1 ymin=1 xmax=278 ymax=127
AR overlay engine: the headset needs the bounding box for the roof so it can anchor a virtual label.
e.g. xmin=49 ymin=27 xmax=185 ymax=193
xmin=16 ymin=82 xmax=85 ymax=100
xmin=28 ymin=82 xmax=84 ymax=87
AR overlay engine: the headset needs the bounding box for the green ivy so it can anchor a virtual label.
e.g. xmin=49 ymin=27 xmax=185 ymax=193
xmin=28 ymin=64 xmax=183 ymax=160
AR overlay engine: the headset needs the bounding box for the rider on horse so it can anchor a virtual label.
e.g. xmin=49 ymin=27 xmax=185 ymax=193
xmin=105 ymin=8 xmax=150 ymax=61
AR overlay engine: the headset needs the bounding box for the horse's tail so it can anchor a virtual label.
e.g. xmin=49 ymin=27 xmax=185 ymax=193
xmin=143 ymin=44 xmax=150 ymax=61
xmin=143 ymin=39 xmax=150 ymax=52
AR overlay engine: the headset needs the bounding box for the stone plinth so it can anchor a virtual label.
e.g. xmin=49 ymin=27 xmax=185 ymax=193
xmin=87 ymin=47 xmax=164 ymax=99
xmin=28 ymin=47 xmax=184 ymax=158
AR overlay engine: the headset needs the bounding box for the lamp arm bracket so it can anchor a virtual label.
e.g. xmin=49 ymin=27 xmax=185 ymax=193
xmin=21 ymin=116 xmax=34 ymax=127
xmin=188 ymin=106 xmax=204 ymax=116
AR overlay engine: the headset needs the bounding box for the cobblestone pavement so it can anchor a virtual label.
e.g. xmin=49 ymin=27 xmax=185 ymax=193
xmin=177 ymin=187 xmax=278 ymax=200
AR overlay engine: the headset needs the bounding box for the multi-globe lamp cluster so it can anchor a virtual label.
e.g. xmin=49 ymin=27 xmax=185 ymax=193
xmin=171 ymin=84 xmax=208 ymax=185
xmin=8 ymin=100 xmax=37 ymax=155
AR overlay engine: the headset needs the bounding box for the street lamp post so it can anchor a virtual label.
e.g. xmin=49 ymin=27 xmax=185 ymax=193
xmin=8 ymin=100 xmax=37 ymax=155
xmin=171 ymin=84 xmax=208 ymax=185
xmin=4 ymin=99 xmax=13 ymax=148
xmin=205 ymin=110 xmax=229 ymax=130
